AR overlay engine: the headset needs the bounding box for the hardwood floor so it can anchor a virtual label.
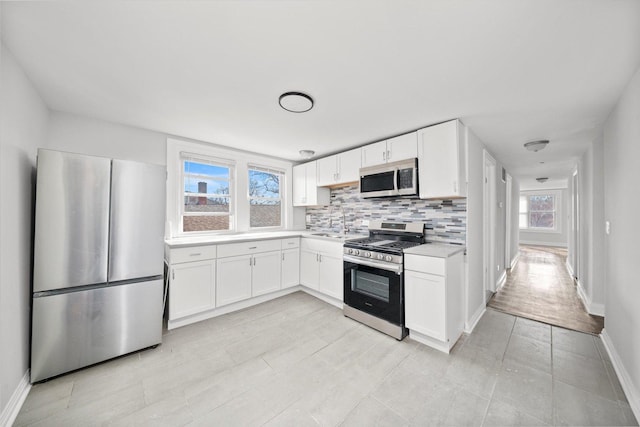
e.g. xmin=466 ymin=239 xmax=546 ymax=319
xmin=488 ymin=245 xmax=604 ymax=335
xmin=15 ymin=291 xmax=635 ymax=426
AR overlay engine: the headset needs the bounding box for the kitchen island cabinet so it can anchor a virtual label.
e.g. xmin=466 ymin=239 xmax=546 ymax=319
xmin=404 ymin=245 xmax=464 ymax=353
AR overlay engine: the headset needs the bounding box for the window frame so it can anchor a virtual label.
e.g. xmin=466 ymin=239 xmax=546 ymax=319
xmin=519 ymin=190 xmax=561 ymax=233
xmin=247 ymin=164 xmax=285 ymax=230
xmin=181 ymin=153 xmax=236 ymax=234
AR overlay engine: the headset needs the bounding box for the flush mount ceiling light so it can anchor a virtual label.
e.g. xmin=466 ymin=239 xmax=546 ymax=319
xmin=279 ymin=92 xmax=314 ymax=113
xmin=536 ymin=177 xmax=549 ymax=183
xmin=299 ymin=150 xmax=315 ymax=159
xmin=524 ymin=140 xmax=550 ymax=152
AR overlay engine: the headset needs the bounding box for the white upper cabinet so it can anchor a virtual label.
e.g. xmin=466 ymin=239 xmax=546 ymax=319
xmin=418 ymin=120 xmax=467 ymax=199
xmin=293 ymin=161 xmax=330 ymax=206
xmin=361 ymin=132 xmax=417 ymax=167
xmin=317 ymin=148 xmax=361 ymax=186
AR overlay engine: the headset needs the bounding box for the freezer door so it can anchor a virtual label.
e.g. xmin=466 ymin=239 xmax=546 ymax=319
xmin=109 ymin=160 xmax=166 ymax=282
xmin=33 ymin=149 xmax=111 ymax=292
xmin=30 ymin=279 xmax=163 ymax=383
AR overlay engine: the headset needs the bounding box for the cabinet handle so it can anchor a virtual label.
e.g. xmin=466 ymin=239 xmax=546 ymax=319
xmin=248 ymin=246 xmax=257 ymax=250
xmin=249 ymin=257 xmax=252 ymax=266
xmin=282 ymin=253 xmax=285 ymax=261
xmin=172 ymin=269 xmax=175 ymax=280
xmin=453 ymin=181 xmax=457 ymax=193
xmin=316 ymin=253 xmax=319 ymax=262
xmin=253 ymin=257 xmax=256 ymax=266
xmin=319 ymin=254 xmax=322 ymax=262
xmin=382 ymin=151 xmax=386 ymax=161
xmin=387 ymin=150 xmax=391 ymax=160
xmin=189 ymin=253 xmax=201 ymax=257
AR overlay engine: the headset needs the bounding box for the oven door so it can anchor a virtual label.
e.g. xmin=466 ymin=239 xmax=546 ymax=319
xmin=343 ymin=257 xmax=404 ymax=326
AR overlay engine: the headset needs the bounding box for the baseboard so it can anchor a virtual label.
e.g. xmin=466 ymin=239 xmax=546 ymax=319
xmin=575 ymin=280 xmax=606 ymax=317
xmin=465 ymin=304 xmax=486 ymax=334
xmin=600 ymin=330 xmax=640 ymax=422
xmin=168 ymin=286 xmax=302 ymax=330
xmin=510 ymin=253 xmax=520 ymax=270
xmin=520 ymin=240 xmax=568 ymax=248
xmin=300 ymin=287 xmax=343 ymax=309
xmin=496 ymin=270 xmax=507 ymax=291
xmin=0 ymin=370 xmax=31 ymax=427
xmin=565 ymin=259 xmax=575 ymax=278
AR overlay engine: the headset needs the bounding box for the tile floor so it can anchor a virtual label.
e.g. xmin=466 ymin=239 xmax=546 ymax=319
xmin=15 ymin=291 xmax=638 ymax=426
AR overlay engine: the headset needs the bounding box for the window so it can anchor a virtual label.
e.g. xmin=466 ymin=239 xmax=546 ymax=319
xmin=182 ymin=154 xmax=235 ymax=233
xmin=248 ymin=165 xmax=283 ymax=228
xmin=519 ymin=192 xmax=558 ymax=231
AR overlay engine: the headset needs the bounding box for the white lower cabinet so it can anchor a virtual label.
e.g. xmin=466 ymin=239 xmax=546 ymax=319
xmin=252 ymin=251 xmax=282 ymax=296
xmin=166 ymin=245 xmax=217 ymax=325
xmin=318 ymin=253 xmax=343 ymax=300
xmin=404 ymin=251 xmax=463 ymax=353
xmin=170 ymin=259 xmax=216 ymax=319
xmin=281 ymin=248 xmax=300 ymax=289
xmin=216 ymin=255 xmax=252 ymax=307
xmin=300 ymin=238 xmax=343 ymax=301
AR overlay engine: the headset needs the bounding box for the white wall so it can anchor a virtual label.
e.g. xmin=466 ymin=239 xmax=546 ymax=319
xmin=572 ymin=135 xmax=606 ymax=315
xmin=0 ymin=43 xmax=50 ymax=420
xmin=495 ymin=164 xmax=507 ymax=280
xmin=47 ymin=111 xmax=166 ymax=165
xmin=519 ymin=188 xmax=569 ymax=247
xmin=464 ymin=126 xmax=487 ymax=330
xmin=603 ymin=64 xmax=640 ymax=416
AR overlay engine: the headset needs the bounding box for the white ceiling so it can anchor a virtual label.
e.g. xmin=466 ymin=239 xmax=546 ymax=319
xmin=2 ymin=1 xmax=639 ymax=185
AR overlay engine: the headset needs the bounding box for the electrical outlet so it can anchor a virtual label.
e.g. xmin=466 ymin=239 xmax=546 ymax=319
xmin=305 ymin=214 xmax=311 ymax=224
xmin=362 ymin=219 xmax=370 ymax=226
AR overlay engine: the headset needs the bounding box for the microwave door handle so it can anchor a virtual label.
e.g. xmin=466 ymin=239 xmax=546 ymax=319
xmin=393 ymin=168 xmax=399 ymax=192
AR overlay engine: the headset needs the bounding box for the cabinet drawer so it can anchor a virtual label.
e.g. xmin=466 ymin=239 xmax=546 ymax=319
xmin=169 ymin=245 xmax=217 ymax=264
xmin=405 ymin=254 xmax=445 ymax=276
xmin=281 ymin=237 xmax=300 ymax=249
xmin=218 ymin=239 xmax=281 ymax=258
xmin=301 ymin=237 xmax=343 ymax=256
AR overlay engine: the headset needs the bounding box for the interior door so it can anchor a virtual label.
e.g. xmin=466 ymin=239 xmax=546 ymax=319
xmin=109 ymin=160 xmax=166 ymax=282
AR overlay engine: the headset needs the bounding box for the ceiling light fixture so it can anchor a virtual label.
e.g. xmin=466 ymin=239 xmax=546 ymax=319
xmin=279 ymin=92 xmax=314 ymax=113
xmin=299 ymin=150 xmax=315 ymax=159
xmin=524 ymin=140 xmax=550 ymax=152
xmin=536 ymin=177 xmax=549 ymax=183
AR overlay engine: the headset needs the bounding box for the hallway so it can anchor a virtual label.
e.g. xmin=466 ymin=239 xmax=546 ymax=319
xmin=488 ymin=245 xmax=604 ymax=335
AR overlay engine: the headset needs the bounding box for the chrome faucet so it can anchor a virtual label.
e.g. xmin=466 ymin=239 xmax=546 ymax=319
xmin=329 ymin=205 xmax=349 ymax=235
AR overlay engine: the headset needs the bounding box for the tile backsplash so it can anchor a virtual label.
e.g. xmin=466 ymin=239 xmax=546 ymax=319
xmin=305 ymin=185 xmax=466 ymax=245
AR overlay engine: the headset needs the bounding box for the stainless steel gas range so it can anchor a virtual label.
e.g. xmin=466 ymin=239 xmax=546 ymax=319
xmin=343 ymin=221 xmax=425 ymax=340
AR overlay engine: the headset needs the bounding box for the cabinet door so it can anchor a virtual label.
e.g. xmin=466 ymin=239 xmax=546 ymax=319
xmin=386 ymin=132 xmax=417 ymax=163
xmin=304 ymin=161 xmax=330 ymax=206
xmin=318 ymin=253 xmax=343 ymax=300
xmin=216 ymin=255 xmax=252 ymax=307
xmin=405 ymin=270 xmax=446 ymax=341
xmin=336 ymin=148 xmax=361 ymax=184
xmin=361 ymin=140 xmax=388 ymax=167
xmin=169 ymin=260 xmax=215 ymax=319
xmin=292 ymin=163 xmax=307 ymax=206
xmin=252 ymin=251 xmax=282 ymax=296
xmin=300 ymin=249 xmax=319 ymax=289
xmin=418 ymin=120 xmax=465 ymax=199
xmin=316 ymin=155 xmax=338 ymax=187
xmin=281 ymin=248 xmax=300 ymax=289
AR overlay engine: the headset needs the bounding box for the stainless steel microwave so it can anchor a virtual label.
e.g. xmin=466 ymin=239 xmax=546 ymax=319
xmin=359 ymin=158 xmax=418 ymax=198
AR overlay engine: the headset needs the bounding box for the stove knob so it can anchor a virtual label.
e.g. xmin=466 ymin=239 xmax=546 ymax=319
xmin=385 ymin=255 xmax=393 ymax=262
xmin=377 ymin=254 xmax=384 ymax=260
xmin=353 ymin=249 xmax=360 ymax=256
xmin=348 ymin=248 xmax=354 ymax=255
xmin=364 ymin=251 xmax=372 ymax=258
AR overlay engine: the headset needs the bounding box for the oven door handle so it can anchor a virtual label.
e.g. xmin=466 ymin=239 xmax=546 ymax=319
xmin=343 ymin=255 xmax=403 ymax=274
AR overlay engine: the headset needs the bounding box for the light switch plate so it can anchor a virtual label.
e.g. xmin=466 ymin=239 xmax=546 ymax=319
xmin=305 ymin=214 xmax=311 ymax=223
xmin=605 ymin=220 xmax=611 ymax=235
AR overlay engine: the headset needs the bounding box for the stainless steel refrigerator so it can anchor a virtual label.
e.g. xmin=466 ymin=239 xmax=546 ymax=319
xmin=31 ymin=149 xmax=166 ymax=383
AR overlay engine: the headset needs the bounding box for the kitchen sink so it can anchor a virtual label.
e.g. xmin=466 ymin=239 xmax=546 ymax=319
xmin=311 ymin=233 xmax=344 ymax=238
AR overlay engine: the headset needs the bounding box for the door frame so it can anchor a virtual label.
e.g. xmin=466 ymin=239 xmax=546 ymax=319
xmin=505 ymin=173 xmax=512 ymax=270
xmin=483 ymin=150 xmax=497 ymax=301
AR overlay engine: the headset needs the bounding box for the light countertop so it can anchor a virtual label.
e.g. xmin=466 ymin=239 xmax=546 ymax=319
xmin=404 ymin=243 xmax=466 ymax=258
xmin=165 ymin=231 xmax=367 ymax=248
